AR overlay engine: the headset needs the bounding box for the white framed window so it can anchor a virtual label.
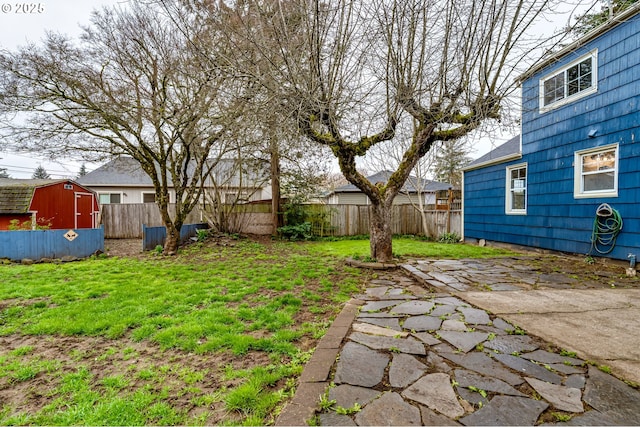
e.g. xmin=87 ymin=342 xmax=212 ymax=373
xmin=574 ymin=144 xmax=618 ymax=198
xmin=506 ymin=163 xmax=527 ymax=214
xmin=98 ymin=193 xmax=122 ymax=204
xmin=540 ymin=50 xmax=597 ymax=112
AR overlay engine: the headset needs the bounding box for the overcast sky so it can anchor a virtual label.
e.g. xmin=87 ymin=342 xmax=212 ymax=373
xmin=0 ymin=1 xmax=593 ymax=179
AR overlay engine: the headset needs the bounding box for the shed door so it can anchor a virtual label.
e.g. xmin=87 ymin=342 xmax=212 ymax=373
xmin=75 ymin=193 xmax=95 ymax=229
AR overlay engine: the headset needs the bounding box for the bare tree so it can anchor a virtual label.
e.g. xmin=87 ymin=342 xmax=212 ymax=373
xmin=220 ymin=0 xmax=570 ymax=261
xmin=0 ymin=2 xmax=248 ymax=253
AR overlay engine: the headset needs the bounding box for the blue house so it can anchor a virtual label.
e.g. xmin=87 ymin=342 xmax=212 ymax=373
xmin=463 ymin=5 xmax=640 ymax=261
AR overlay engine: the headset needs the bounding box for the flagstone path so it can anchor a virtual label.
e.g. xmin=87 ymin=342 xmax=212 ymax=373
xmin=276 ymin=257 xmax=640 ymax=426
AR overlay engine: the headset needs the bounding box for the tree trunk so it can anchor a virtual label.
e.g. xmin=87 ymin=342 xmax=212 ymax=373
xmin=270 ymin=138 xmax=282 ymax=235
xmin=164 ymin=221 xmax=181 ymax=255
xmin=369 ymin=202 xmax=393 ymax=262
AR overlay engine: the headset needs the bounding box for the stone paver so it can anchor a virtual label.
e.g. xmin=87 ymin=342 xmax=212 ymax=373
xmin=483 ymin=335 xmax=539 ymax=354
xmin=458 ymin=396 xmax=548 ymax=426
xmin=525 ymin=377 xmax=584 ymax=413
xmin=354 ymin=392 xmax=422 ymax=426
xmin=389 ymin=353 xmax=427 ymax=388
xmin=349 ymin=332 xmax=427 ymax=355
xmin=333 ymin=342 xmax=388 ymax=387
xmin=278 ymin=258 xmax=640 ymax=427
xmin=391 ymin=300 xmax=435 ymax=315
xmin=403 ymin=315 xmax=442 ymax=332
xmin=329 ymin=385 xmax=380 ymax=409
xmin=438 ymin=330 xmax=489 ymax=353
xmin=454 ymin=369 xmax=525 ymax=397
xmin=351 ymin=322 xmax=408 ymax=337
xmin=493 ymin=353 xmax=563 ymax=384
xmin=583 ymin=366 xmax=640 ymax=425
xmin=402 ymin=373 xmax=464 ymax=419
xmin=357 ymin=317 xmax=403 ymax=331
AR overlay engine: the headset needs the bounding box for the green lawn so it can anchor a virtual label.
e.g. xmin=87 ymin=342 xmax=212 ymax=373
xmin=305 ymin=236 xmax=514 ymax=259
xmin=0 ymin=236 xmax=511 ymax=425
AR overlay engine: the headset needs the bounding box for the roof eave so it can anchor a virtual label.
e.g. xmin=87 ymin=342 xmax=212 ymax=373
xmin=463 ymin=153 xmax=523 ymax=172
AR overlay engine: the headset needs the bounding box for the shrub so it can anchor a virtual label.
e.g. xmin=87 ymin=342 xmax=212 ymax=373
xmin=277 ymin=222 xmax=313 ymax=241
xmin=438 ymin=232 xmax=461 ymax=244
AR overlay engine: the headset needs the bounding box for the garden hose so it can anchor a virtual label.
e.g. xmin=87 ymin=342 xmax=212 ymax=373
xmin=589 ymin=203 xmax=623 ymax=255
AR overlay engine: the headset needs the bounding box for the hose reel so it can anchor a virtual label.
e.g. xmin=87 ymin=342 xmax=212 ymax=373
xmin=588 ymin=203 xmax=623 ymax=255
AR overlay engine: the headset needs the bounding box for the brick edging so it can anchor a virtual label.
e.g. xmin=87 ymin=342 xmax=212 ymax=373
xmin=275 ymin=298 xmax=363 ymax=426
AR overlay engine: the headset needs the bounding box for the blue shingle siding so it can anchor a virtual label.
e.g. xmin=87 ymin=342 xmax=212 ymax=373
xmin=464 ymin=9 xmax=640 ymax=260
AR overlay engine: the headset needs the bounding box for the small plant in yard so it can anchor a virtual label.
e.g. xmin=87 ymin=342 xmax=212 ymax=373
xmin=468 ymin=386 xmax=488 ymax=398
xmin=598 ymin=364 xmax=612 ymax=374
xmin=318 ymin=392 xmax=336 ymax=411
xmin=335 ymin=403 xmax=361 ymax=415
xmin=438 ymin=232 xmax=461 ymax=244
xmin=278 ymin=222 xmax=313 ymax=241
xmin=552 ymin=412 xmax=573 ymax=422
xmin=196 ymin=228 xmax=209 ymax=242
xmin=507 ymin=326 xmax=526 ymax=336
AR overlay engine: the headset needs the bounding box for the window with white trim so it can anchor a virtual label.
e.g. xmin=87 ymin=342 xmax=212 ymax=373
xmin=506 ymin=164 xmax=527 ymax=214
xmin=98 ymin=193 xmax=121 ymax=204
xmin=574 ymin=144 xmax=618 ymax=198
xmin=540 ymin=51 xmax=597 ymax=111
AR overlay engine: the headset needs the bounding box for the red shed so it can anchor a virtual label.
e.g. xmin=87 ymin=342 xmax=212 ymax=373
xmin=0 ymin=179 xmax=99 ymax=230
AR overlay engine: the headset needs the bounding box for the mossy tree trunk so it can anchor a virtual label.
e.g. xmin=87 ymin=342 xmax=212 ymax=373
xmin=369 ymin=201 xmax=393 ymax=262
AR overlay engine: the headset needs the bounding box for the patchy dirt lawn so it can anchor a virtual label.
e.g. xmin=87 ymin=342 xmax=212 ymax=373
xmin=1 ymin=236 xmax=638 ymax=424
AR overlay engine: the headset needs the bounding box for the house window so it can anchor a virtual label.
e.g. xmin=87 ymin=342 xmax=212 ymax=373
xmin=142 ymin=192 xmax=156 ymax=203
xmin=98 ymin=193 xmax=121 ymax=204
xmin=540 ymin=50 xmax=597 ymax=111
xmin=506 ymin=164 xmax=527 ymax=214
xmin=574 ymin=144 xmax=618 ymax=198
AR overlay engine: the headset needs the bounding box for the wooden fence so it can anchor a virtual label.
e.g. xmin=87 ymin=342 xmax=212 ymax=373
xmin=0 ymin=227 xmax=104 ymax=261
xmin=102 ymin=203 xmax=460 ymax=239
xmin=307 ymin=205 xmax=461 ymax=238
xmin=101 ymin=203 xmax=202 ymax=238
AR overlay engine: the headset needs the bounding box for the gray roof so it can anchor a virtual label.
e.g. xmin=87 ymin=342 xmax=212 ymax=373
xmin=0 ymin=179 xmax=66 ymax=214
xmin=78 ymin=157 xmax=267 ymax=188
xmin=77 ymin=157 xmax=154 ymax=186
xmin=332 ymin=170 xmax=453 ymax=194
xmin=465 ymin=135 xmax=521 ymax=170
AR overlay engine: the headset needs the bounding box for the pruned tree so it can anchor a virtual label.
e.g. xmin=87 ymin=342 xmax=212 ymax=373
xmin=0 ymin=2 xmax=249 ymax=253
xmin=220 ymin=0 xmax=570 ymax=261
xmin=32 ymin=165 xmax=50 ymax=179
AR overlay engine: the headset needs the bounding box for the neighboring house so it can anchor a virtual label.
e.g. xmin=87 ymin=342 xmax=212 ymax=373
xmin=326 ymin=170 xmax=454 ymax=206
xmin=0 ymin=179 xmax=99 ymax=230
xmin=77 ymin=157 xmax=272 ymax=205
xmin=463 ymin=5 xmax=640 ymax=261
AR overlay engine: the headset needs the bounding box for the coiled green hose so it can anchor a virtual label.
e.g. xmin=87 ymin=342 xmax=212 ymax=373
xmin=589 ymin=203 xmax=623 ymax=255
